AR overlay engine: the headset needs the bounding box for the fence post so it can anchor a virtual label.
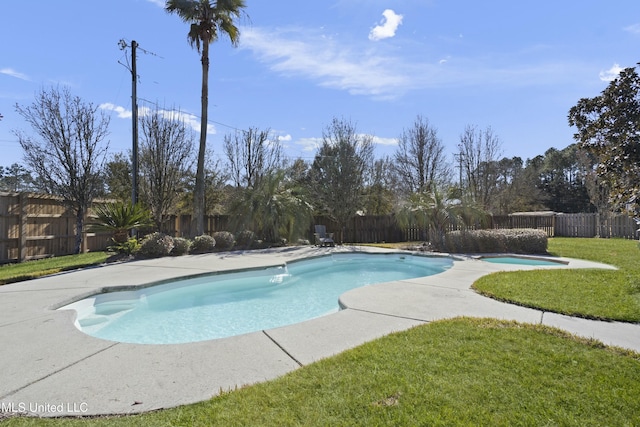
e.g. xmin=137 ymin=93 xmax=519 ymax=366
xmin=18 ymin=193 xmax=27 ymax=262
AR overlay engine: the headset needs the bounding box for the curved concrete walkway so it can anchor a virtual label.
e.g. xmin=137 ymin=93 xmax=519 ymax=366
xmin=0 ymin=246 xmax=637 ymax=417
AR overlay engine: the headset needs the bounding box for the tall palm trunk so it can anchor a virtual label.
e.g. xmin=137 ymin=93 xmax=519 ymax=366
xmin=194 ymin=42 xmax=209 ymax=236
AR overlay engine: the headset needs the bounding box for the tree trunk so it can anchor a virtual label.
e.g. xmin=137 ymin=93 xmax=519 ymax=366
xmin=194 ymin=43 xmax=209 ymax=236
xmin=74 ymin=207 xmax=84 ymax=254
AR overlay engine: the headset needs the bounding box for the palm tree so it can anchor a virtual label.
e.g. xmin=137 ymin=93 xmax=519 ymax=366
xmin=228 ymin=170 xmax=313 ymax=243
xmin=88 ymin=202 xmax=153 ymax=244
xmin=396 ymin=188 xmax=487 ymax=250
xmin=165 ymin=0 xmax=246 ymax=236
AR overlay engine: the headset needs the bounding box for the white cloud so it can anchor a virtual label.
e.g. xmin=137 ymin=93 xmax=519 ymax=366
xmin=370 ymin=136 xmax=398 ymax=146
xmin=99 ymin=103 xmax=216 ymax=134
xmin=239 ymin=26 xmax=580 ymax=100
xmin=624 ymin=23 xmax=640 ymax=34
xmin=369 ymin=9 xmax=403 ymax=41
xmin=278 ymin=134 xmax=292 ymax=142
xmin=145 ymin=0 xmax=165 ymax=7
xmin=99 ymin=103 xmax=131 ymax=119
xmin=0 ymin=68 xmax=30 ymax=81
xmin=240 ymin=27 xmax=408 ymax=98
xmin=599 ymin=63 xmax=623 ymax=82
xmin=294 ymin=137 xmax=323 ymax=152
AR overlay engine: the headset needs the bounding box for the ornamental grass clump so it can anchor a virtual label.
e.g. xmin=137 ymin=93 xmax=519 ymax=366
xmin=138 ymin=232 xmax=175 ymax=258
xmin=190 ymin=234 xmax=216 ymax=254
xmin=445 ymin=228 xmax=547 ymax=254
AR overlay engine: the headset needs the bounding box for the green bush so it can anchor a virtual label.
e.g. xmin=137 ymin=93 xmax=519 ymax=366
xmin=171 ymin=237 xmax=192 ymax=256
xmin=191 ymin=234 xmax=216 ymax=254
xmin=138 ymin=232 xmax=175 ymax=258
xmin=108 ymin=237 xmax=140 ymax=255
xmin=212 ymin=231 xmax=235 ymax=250
xmin=235 ymin=230 xmax=256 ymax=249
xmin=89 ymin=201 xmax=153 ymax=243
xmin=444 ymin=229 xmax=548 ymax=254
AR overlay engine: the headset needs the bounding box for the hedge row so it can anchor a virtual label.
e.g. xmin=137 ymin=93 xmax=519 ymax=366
xmin=443 ymin=229 xmax=548 ymax=254
xmin=135 ymin=231 xmax=242 ymax=258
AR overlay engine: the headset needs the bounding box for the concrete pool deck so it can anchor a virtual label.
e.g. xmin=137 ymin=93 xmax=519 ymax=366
xmin=0 ymin=246 xmax=638 ymax=417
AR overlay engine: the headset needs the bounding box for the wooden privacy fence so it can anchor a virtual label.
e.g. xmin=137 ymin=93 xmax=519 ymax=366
xmin=490 ymin=214 xmax=557 ymax=236
xmin=491 ymin=212 xmax=636 ymax=239
xmin=1 ymin=191 xmax=638 ymax=263
xmin=323 ymin=212 xmax=637 ymax=243
xmin=159 ymin=214 xmax=230 ymax=238
xmin=555 ymin=213 xmax=637 ymax=239
xmin=148 ymin=212 xmax=639 ymax=242
xmin=0 ymin=192 xmax=112 ymax=264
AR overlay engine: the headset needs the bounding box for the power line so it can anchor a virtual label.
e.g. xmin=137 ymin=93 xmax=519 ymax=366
xmin=136 ymin=97 xmax=248 ymax=133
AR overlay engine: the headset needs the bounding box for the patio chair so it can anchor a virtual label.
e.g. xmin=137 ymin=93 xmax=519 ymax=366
xmin=314 ymin=225 xmax=335 ymax=247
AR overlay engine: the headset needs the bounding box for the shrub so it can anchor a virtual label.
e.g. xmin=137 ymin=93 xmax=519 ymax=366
xmin=444 ymin=229 xmax=548 ymax=254
xmin=212 ymin=231 xmax=235 ymax=250
xmin=235 ymin=230 xmax=256 ymax=249
xmin=138 ymin=232 xmax=175 ymax=258
xmin=89 ymin=202 xmax=152 ymax=244
xmin=171 ymin=237 xmax=192 ymax=256
xmin=191 ymin=234 xmax=216 ymax=254
xmin=108 ymin=237 xmax=140 ymax=256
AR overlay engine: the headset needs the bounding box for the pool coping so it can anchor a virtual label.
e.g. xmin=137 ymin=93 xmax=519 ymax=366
xmin=0 ymin=245 xmax=637 ymax=418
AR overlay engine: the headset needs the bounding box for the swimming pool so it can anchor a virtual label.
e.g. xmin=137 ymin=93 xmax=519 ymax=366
xmin=60 ymin=253 xmax=453 ymax=344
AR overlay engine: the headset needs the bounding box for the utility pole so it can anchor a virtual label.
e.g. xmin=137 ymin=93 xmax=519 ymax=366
xmin=117 ymin=39 xmax=161 ymax=210
xmin=118 ymin=39 xmax=139 ymax=207
xmin=131 ymin=40 xmax=138 ymax=207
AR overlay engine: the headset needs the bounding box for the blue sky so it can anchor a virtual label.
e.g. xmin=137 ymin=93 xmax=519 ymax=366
xmin=1 ymin=0 xmax=639 ymax=169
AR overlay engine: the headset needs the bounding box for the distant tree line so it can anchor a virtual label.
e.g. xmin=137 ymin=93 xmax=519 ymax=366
xmin=9 ymin=62 xmax=640 ymax=250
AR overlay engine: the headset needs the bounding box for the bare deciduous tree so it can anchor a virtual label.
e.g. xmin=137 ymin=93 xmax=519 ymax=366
xmin=364 ymin=156 xmax=396 ymax=215
xmin=457 ymin=125 xmax=503 ymax=211
xmin=14 ymin=86 xmax=110 ymax=254
xmin=139 ymin=107 xmax=195 ymax=228
xmin=223 ymin=127 xmax=284 ymax=188
xmin=393 ymin=115 xmax=450 ymax=194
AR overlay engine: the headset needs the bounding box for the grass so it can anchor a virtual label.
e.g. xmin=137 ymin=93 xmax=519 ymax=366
xmin=0 ymin=252 xmax=109 ymax=285
xmin=4 ymin=318 xmax=639 ymax=426
xmin=473 ymin=238 xmax=640 ymax=322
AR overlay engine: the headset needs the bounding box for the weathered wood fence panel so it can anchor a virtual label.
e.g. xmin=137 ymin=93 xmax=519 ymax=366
xmin=553 ymin=213 xmax=637 ymax=239
xmin=556 ymin=213 xmax=596 ymax=238
xmin=597 ymin=214 xmax=637 ymax=239
xmin=160 ymin=214 xmax=230 ymax=238
xmin=0 ymin=192 xmax=112 ymax=264
xmin=490 ymin=215 xmax=556 ymax=236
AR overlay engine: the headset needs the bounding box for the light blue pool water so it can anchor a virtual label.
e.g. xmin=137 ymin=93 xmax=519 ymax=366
xmin=61 ymin=253 xmax=453 ymax=344
xmin=481 ymin=256 xmax=564 ymax=266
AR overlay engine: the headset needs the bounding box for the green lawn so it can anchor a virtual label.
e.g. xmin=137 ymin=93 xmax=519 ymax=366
xmin=4 ymin=318 xmax=639 ymax=426
xmin=473 ymin=238 xmax=640 ymax=322
xmin=3 ymin=238 xmax=640 ymax=426
xmin=0 ymin=253 xmax=109 ymax=285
